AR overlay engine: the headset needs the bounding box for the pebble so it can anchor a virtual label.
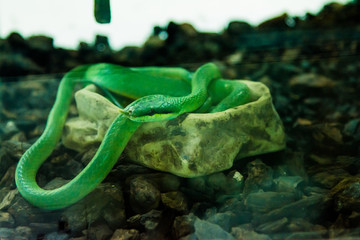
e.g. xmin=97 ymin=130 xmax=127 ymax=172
xmin=0 ymin=189 xmax=19 ymax=211
xmin=274 ymin=176 xmax=304 ymax=193
xmin=85 ymin=224 xmax=113 ymax=240
xmin=245 ymin=192 xmax=297 ymax=213
xmin=255 ymin=217 xmax=289 ymax=234
xmin=343 ymin=118 xmax=360 ymax=140
xmin=28 ymin=222 xmax=58 ymax=237
xmin=0 ymin=212 xmax=15 ymax=228
xmin=110 ymin=228 xmax=140 ymax=240
xmin=0 ymin=228 xmax=15 ymax=238
xmin=193 ymin=217 xmax=235 ymax=240
xmin=289 ymin=73 xmax=336 ymax=88
xmin=14 ymin=226 xmax=33 ymax=240
xmin=3 ymin=121 xmax=19 ymax=139
xmin=329 ymin=176 xmax=360 ymax=212
xmin=128 ymin=176 xmax=161 ymax=214
xmin=231 ymin=225 xmax=271 ymax=240
xmin=62 ymin=183 xmax=125 ymax=234
xmin=284 ymin=231 xmax=324 ymax=240
xmin=161 ymin=191 xmax=188 ymax=212
xmin=43 ymin=232 xmax=70 ymax=240
xmin=244 ymin=159 xmax=274 ymax=194
xmin=172 ymin=214 xmax=195 ymax=239
xmin=127 ymin=209 xmax=163 ymax=232
xmin=252 ymin=195 xmax=324 ymax=225
xmin=205 ymin=211 xmax=238 ymax=232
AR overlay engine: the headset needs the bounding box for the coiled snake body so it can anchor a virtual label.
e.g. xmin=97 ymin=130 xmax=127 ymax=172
xmin=15 ymin=63 xmax=250 ymax=210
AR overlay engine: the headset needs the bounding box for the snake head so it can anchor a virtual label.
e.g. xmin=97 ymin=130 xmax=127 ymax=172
xmin=119 ymin=95 xmax=181 ymax=122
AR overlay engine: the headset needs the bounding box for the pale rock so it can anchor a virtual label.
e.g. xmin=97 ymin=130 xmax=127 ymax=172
xmin=63 ymin=81 xmax=285 ymax=177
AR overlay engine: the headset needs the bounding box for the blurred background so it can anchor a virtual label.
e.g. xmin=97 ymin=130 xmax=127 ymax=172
xmin=0 ymin=0 xmax=352 ymax=49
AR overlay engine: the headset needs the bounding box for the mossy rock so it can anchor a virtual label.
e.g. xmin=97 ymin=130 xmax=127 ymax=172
xmin=63 ymin=81 xmax=286 ymax=177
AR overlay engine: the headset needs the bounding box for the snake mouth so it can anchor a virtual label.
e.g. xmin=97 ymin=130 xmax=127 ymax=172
xmin=119 ymin=108 xmax=130 ymax=116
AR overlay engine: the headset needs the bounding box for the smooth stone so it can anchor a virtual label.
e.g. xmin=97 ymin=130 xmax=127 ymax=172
xmin=28 ymin=223 xmax=58 ymax=236
xmin=0 ymin=228 xmax=15 ymax=238
xmin=6 ymin=191 xmax=59 ymax=226
xmin=193 ymin=217 xmax=235 ymax=240
xmin=63 ymin=80 xmax=285 ymax=177
xmin=231 ymin=225 xmax=271 ymax=240
xmin=127 ymin=210 xmax=162 ymax=231
xmin=329 ymin=176 xmax=360 ymax=212
xmin=172 ymin=214 xmax=196 ymax=239
xmin=62 ymin=183 xmax=125 ymax=234
xmin=110 ymin=229 xmax=140 ymax=240
xmin=245 ymin=192 xmax=297 ymax=213
xmin=252 ymin=195 xmax=324 ymax=225
xmin=161 ymin=191 xmax=188 ymax=212
xmin=15 ymin=226 xmax=33 ymax=240
xmin=244 ymin=159 xmax=274 ymax=194
xmin=255 ymin=217 xmax=289 ymax=234
xmin=85 ymin=224 xmax=113 ymax=240
xmin=0 ymin=212 xmax=15 ymax=228
xmin=43 ymin=232 xmax=70 ymax=240
xmin=128 ymin=176 xmax=161 ymax=214
xmin=274 ymin=176 xmax=304 ymax=193
xmin=205 ymin=211 xmax=237 ymax=232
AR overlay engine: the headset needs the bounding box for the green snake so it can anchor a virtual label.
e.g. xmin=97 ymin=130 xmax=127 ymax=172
xmin=15 ymin=63 xmax=251 ymax=210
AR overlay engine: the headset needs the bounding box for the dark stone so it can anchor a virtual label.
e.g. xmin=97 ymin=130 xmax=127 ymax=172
xmin=7 ymin=191 xmax=59 ymax=226
xmin=193 ymin=217 xmax=235 ymax=240
xmin=161 ymin=191 xmax=188 ymax=212
xmin=0 ymin=228 xmax=15 ymax=238
xmin=231 ymin=225 xmax=271 ymax=240
xmin=28 ymin=222 xmax=58 ymax=236
xmin=252 ymin=195 xmax=324 ymax=225
xmin=0 ymin=147 xmax=15 ymax=178
xmin=311 ymin=168 xmax=351 ymax=189
xmin=284 ymin=231 xmax=324 ymax=240
xmin=286 ymin=218 xmax=316 ymax=232
xmin=127 ymin=210 xmax=163 ymax=232
xmin=7 ymin=32 xmax=28 ymax=51
xmin=14 ymin=119 xmax=37 ymax=133
xmin=62 ymin=183 xmax=125 ymax=234
xmin=255 ymin=217 xmax=288 ymax=234
xmin=85 ymin=224 xmax=113 ymax=240
xmin=43 ymin=232 xmax=70 ymax=240
xmin=257 ymin=13 xmax=291 ymax=31
xmin=110 ymin=228 xmax=140 ymax=240
xmin=274 ymin=176 xmax=305 ymax=194
xmin=128 ymin=176 xmax=161 ymax=214
xmin=15 ymin=226 xmax=33 ymax=240
xmin=205 ymin=211 xmax=238 ymax=232
xmin=343 ymin=118 xmax=360 ymax=140
xmin=244 ymin=159 xmax=274 ymax=194
xmin=226 ymin=21 xmax=253 ymax=35
xmin=27 ymin=35 xmax=54 ymax=53
xmin=139 ymin=173 xmax=181 ymax=192
xmin=329 ymin=176 xmax=360 ymax=212
xmin=245 ymin=192 xmax=297 ymax=213
xmin=172 ymin=214 xmax=195 ymax=239
xmin=0 ymin=212 xmax=15 ymax=228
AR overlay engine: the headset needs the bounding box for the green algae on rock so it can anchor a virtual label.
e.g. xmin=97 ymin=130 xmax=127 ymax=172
xmin=63 ymin=81 xmax=285 ymax=177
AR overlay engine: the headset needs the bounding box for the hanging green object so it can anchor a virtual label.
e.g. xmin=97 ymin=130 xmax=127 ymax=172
xmin=94 ymin=0 xmax=111 ymax=24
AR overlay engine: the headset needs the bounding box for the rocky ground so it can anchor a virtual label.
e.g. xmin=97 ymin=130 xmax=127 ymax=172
xmin=0 ymin=1 xmax=360 ymax=239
